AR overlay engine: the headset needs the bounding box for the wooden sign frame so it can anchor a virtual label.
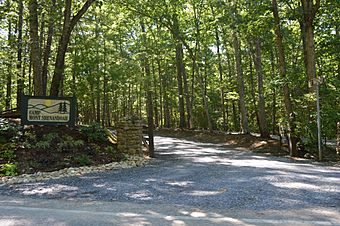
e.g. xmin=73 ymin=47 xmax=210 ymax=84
xmin=20 ymin=95 xmax=76 ymax=126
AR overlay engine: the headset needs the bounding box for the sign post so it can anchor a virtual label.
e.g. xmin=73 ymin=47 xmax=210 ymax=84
xmin=21 ymin=96 xmax=76 ymax=126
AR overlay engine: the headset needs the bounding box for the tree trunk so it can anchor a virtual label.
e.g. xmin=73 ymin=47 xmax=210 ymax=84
xmin=270 ymin=48 xmax=278 ymax=135
xmin=211 ymin=4 xmax=226 ymax=131
xmin=50 ymin=0 xmax=95 ymax=96
xmin=6 ymin=20 xmax=12 ymax=110
xmin=232 ymin=100 xmax=240 ymax=132
xmin=181 ymin=50 xmax=193 ymax=129
xmin=300 ymin=0 xmax=320 ymax=91
xmin=157 ymin=58 xmax=164 ymax=127
xmin=29 ymin=0 xmax=43 ymax=96
xmin=16 ymin=0 xmax=24 ymax=110
xmin=248 ymin=50 xmax=259 ymax=129
xmin=173 ymin=15 xmax=186 ymax=129
xmin=272 ymin=0 xmax=298 ymax=156
xmin=197 ymin=62 xmax=213 ymax=131
xmin=90 ymin=81 xmax=95 ymax=123
xmin=41 ymin=0 xmax=56 ymax=95
xmin=216 ymin=26 xmax=226 ymax=131
xmin=254 ymin=38 xmax=269 ymax=138
xmin=141 ymin=22 xmax=155 ymax=157
xmin=193 ymin=4 xmax=212 ymax=131
xmin=152 ymin=63 xmax=159 ymax=128
xmin=233 ymin=31 xmax=249 ymax=134
xmin=103 ymin=40 xmax=108 ymax=127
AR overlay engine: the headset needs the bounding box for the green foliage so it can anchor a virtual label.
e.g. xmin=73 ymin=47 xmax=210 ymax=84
xmin=0 ymin=145 xmax=16 ymax=162
xmin=0 ymin=163 xmax=17 ymax=176
xmin=104 ymin=145 xmax=125 ymax=161
xmin=59 ymin=135 xmax=84 ymax=149
xmin=80 ymin=123 xmax=108 ymax=142
xmin=34 ymin=140 xmax=51 ymax=150
xmin=73 ymin=154 xmax=91 ymax=166
xmin=24 ymin=132 xmax=37 ymax=142
xmin=33 ymin=133 xmax=59 ymax=150
xmin=0 ymin=120 xmax=21 ymax=143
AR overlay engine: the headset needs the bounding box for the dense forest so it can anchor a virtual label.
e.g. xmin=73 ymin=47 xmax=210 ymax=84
xmin=0 ymin=0 xmax=339 ymax=156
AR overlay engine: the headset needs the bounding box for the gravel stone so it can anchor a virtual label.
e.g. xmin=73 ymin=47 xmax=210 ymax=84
xmin=0 ymin=136 xmax=339 ymax=212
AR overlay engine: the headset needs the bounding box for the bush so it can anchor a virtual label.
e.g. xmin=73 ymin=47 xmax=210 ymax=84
xmin=73 ymin=154 xmax=91 ymax=166
xmin=80 ymin=123 xmax=108 ymax=142
xmin=32 ymin=133 xmax=59 ymax=150
xmin=0 ymin=119 xmax=22 ymax=143
xmin=0 ymin=145 xmax=16 ymax=162
xmin=59 ymin=135 xmax=84 ymax=150
xmin=0 ymin=163 xmax=17 ymax=176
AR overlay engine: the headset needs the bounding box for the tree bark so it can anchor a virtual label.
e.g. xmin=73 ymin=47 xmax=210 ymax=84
xmin=16 ymin=0 xmax=24 ymax=110
xmin=254 ymin=38 xmax=269 ymax=138
xmin=300 ymin=0 xmax=320 ymax=91
xmin=248 ymin=50 xmax=259 ymax=129
xmin=216 ymin=26 xmax=226 ymax=130
xmin=211 ymin=4 xmax=226 ymax=131
xmin=29 ymin=0 xmax=43 ymax=96
xmin=270 ymin=47 xmax=278 ymax=135
xmin=41 ymin=0 xmax=56 ymax=95
xmin=6 ymin=20 xmax=12 ymax=110
xmin=50 ymin=0 xmax=95 ymax=96
xmin=157 ymin=58 xmax=164 ymax=127
xmin=193 ymin=4 xmax=213 ymax=131
xmin=103 ymin=40 xmax=108 ymax=127
xmin=181 ymin=50 xmax=193 ymax=129
xmin=233 ymin=31 xmax=249 ymax=134
xmin=173 ymin=14 xmax=186 ymax=129
xmin=272 ymin=0 xmax=298 ymax=156
xmin=141 ymin=22 xmax=154 ymax=157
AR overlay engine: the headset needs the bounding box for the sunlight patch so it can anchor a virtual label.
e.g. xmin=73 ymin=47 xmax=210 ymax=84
xmin=165 ymin=181 xmax=193 ymax=188
xmin=21 ymin=184 xmax=78 ymax=195
xmin=125 ymin=190 xmax=152 ymax=200
xmin=187 ymin=190 xmax=222 ymax=196
xmin=271 ymin=182 xmax=319 ymax=190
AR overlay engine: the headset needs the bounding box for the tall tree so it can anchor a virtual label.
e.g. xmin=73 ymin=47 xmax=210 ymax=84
xmin=41 ymin=0 xmax=56 ymax=95
xmin=300 ymin=0 xmax=320 ymax=91
xmin=16 ymin=0 xmax=24 ymax=109
xmin=50 ymin=0 xmax=96 ymax=96
xmin=173 ymin=14 xmax=186 ymax=129
xmin=272 ymin=0 xmax=298 ymax=156
xmin=253 ymin=38 xmax=269 ymax=138
xmin=29 ymin=0 xmax=43 ymax=96
xmin=233 ymin=30 xmax=249 ymax=134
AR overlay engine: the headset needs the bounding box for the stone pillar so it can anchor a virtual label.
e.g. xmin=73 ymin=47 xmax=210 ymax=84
xmin=117 ymin=117 xmax=143 ymax=156
xmin=337 ymin=122 xmax=340 ymax=156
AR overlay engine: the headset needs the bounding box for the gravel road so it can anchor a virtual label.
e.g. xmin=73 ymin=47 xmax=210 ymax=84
xmin=1 ymin=136 xmax=339 ymax=214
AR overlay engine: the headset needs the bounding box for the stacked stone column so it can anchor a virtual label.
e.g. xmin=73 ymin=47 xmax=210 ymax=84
xmin=117 ymin=118 xmax=143 ymax=156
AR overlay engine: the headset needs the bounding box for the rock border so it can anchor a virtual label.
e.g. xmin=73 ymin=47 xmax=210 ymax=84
xmin=1 ymin=156 xmax=150 ymax=185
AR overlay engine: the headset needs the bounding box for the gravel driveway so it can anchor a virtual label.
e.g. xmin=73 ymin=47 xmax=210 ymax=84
xmin=1 ymin=136 xmax=339 ymax=213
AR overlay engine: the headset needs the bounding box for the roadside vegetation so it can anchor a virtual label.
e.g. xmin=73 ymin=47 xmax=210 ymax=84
xmin=0 ymin=120 xmax=123 ymax=177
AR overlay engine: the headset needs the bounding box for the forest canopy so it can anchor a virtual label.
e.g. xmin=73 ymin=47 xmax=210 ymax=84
xmin=0 ymin=0 xmax=339 ymax=155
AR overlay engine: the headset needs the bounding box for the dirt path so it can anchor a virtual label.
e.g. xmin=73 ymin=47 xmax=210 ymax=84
xmin=0 ymin=136 xmax=339 ymax=225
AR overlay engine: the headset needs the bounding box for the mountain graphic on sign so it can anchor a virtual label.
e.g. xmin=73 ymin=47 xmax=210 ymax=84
xmin=28 ymin=102 xmax=70 ymax=114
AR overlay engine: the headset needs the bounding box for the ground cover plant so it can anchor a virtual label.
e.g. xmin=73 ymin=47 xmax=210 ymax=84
xmin=0 ymin=120 xmax=123 ymax=176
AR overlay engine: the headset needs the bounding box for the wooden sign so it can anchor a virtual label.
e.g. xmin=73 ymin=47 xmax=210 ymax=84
xmin=21 ymin=96 xmax=76 ymax=126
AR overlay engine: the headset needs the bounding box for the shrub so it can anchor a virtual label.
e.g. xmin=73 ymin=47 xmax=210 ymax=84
xmin=0 ymin=146 xmax=16 ymax=162
xmin=0 ymin=119 xmax=22 ymax=143
xmin=73 ymin=154 xmax=91 ymax=166
xmin=0 ymin=163 xmax=17 ymax=176
xmin=33 ymin=132 xmax=59 ymax=150
xmin=59 ymin=135 xmax=84 ymax=149
xmin=80 ymin=123 xmax=108 ymax=142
